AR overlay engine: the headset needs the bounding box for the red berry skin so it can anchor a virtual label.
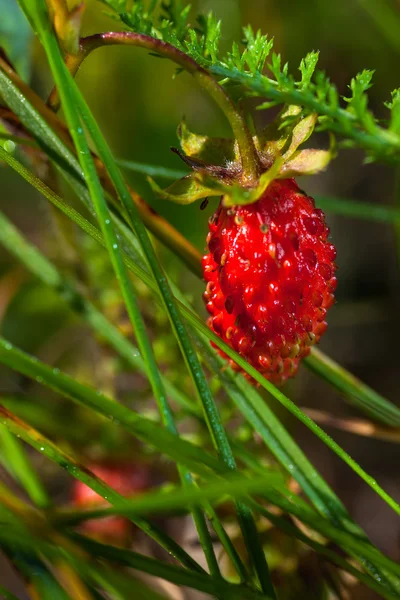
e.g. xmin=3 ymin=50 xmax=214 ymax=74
xmin=72 ymin=463 xmax=150 ymax=545
xmin=202 ymin=179 xmax=337 ymax=385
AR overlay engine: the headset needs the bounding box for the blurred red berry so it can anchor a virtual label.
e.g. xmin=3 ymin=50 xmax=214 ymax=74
xmin=72 ymin=462 xmax=150 ymax=545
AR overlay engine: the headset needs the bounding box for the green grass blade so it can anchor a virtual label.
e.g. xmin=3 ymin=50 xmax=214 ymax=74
xmin=1 ymin=130 xmax=400 ymax=226
xmin=0 ymin=337 xmax=225 ymax=477
xmin=54 ymin=474 xmax=400 ymax=584
xmin=315 ymin=195 xmax=400 ymax=224
xmin=306 ymin=348 xmax=400 ymax=426
xmin=357 ymin=0 xmax=400 ymax=55
xmin=116 ymin=158 xmax=188 ymax=179
xmin=74 ymin=532 xmax=396 ymax=600
xmin=184 ymin=312 xmax=400 ymax=515
xmin=6 ymin=14 xmax=221 ymax=580
xmin=0 ymin=584 xmax=23 ymax=600
xmin=0 ymin=425 xmax=50 ymax=509
xmin=71 ymin=535 xmax=262 ymax=600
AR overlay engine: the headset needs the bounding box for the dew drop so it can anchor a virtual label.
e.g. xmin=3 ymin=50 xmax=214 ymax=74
xmin=113 ymin=243 xmax=118 ymax=249
xmin=326 ymin=243 xmax=337 ymax=261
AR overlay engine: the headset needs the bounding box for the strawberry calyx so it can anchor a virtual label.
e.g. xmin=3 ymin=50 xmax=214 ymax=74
xmin=149 ymin=107 xmax=335 ymax=207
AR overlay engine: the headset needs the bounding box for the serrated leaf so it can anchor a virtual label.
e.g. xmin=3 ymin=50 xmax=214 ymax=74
xmin=299 ymin=51 xmax=319 ymax=89
xmin=388 ymin=89 xmax=400 ymax=134
xmin=148 ymin=173 xmax=221 ymax=204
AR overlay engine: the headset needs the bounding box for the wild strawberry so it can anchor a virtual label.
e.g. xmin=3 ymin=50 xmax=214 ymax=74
xmin=202 ymin=179 xmax=337 ymax=385
xmin=72 ymin=462 xmax=150 ymax=545
xmin=152 ymin=109 xmax=337 ymax=384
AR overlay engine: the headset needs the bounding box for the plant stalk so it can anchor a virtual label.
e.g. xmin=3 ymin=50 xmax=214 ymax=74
xmin=48 ymin=31 xmax=261 ymax=184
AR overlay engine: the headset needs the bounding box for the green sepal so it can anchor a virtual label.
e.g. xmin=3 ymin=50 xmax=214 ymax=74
xmin=281 ymin=148 xmax=332 ymax=177
xmin=282 ymin=113 xmax=317 ymax=159
xmin=281 ymin=135 xmax=336 ymax=176
xmin=156 ymin=107 xmax=334 ymax=208
xmin=258 ymin=105 xmax=301 ymax=158
xmin=222 ymin=158 xmax=283 ymax=207
xmin=178 ymin=119 xmax=239 ymax=165
xmin=148 ymin=173 xmax=222 ymax=205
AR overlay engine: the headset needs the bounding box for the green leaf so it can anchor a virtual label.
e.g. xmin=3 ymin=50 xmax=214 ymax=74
xmin=299 ymin=51 xmax=319 ymax=90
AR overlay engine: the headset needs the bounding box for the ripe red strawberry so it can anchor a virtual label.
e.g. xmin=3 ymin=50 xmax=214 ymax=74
xmin=72 ymin=462 xmax=150 ymax=545
xmin=202 ymin=178 xmax=337 ymax=385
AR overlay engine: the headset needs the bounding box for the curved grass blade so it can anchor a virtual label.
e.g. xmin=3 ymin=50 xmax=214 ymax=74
xmin=0 ymin=425 xmax=50 ymax=509
xmin=54 ymin=472 xmax=400 ymax=583
xmin=71 ymin=535 xmax=265 ymax=600
xmin=315 ymin=195 xmax=400 ymax=224
xmin=0 ymin=337 xmax=225 ymax=478
xmin=2 ymin=131 xmax=400 ymax=226
xmin=306 ymin=348 xmax=400 ymax=426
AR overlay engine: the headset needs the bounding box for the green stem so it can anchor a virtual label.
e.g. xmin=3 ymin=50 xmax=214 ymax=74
xmin=49 ymin=31 xmax=261 ymax=184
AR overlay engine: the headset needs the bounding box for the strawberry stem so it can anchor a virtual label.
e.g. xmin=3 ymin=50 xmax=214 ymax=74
xmin=47 ymin=32 xmax=261 ymax=184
